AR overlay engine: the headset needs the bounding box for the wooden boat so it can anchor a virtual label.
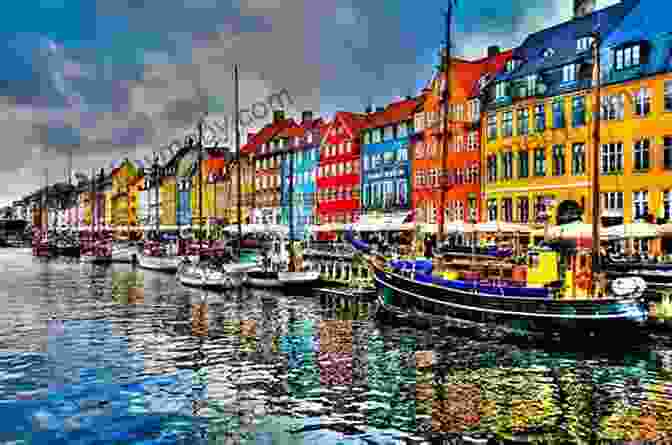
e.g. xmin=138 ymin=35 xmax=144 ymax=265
xmin=367 ymin=253 xmax=647 ymax=334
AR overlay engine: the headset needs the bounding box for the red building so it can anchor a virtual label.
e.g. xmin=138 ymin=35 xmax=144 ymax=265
xmin=412 ymin=46 xmax=512 ymax=233
xmin=315 ymin=112 xmax=369 ymax=234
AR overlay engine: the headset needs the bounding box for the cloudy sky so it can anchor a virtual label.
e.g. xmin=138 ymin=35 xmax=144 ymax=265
xmin=0 ymin=0 xmax=621 ymax=207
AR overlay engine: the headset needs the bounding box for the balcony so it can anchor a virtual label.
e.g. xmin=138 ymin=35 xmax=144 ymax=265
xmin=605 ymin=65 xmax=644 ymax=85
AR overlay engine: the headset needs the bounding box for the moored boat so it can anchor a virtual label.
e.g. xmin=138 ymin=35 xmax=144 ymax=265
xmin=278 ymin=270 xmax=320 ymax=284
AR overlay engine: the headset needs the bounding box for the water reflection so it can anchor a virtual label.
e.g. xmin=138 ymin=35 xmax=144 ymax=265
xmin=3 ymin=250 xmax=672 ymax=443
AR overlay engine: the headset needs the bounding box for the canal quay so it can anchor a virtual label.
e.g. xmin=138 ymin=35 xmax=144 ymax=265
xmin=1 ymin=247 xmax=672 ymax=444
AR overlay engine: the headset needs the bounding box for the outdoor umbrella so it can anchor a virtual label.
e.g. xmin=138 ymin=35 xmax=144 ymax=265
xmin=605 ymin=222 xmax=658 ymax=240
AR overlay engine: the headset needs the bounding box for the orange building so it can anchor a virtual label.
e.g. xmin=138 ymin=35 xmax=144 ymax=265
xmin=412 ymin=46 xmax=512 ymax=232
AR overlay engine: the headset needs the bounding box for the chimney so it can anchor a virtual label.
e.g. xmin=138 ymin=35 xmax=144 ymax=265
xmin=365 ymin=105 xmax=372 ymax=113
xmin=301 ymin=110 xmax=314 ymax=123
xmin=376 ymin=107 xmax=384 ymax=113
xmin=405 ymin=95 xmax=412 ymax=100
xmin=272 ymin=110 xmax=285 ymax=124
xmin=487 ymin=45 xmax=500 ymax=58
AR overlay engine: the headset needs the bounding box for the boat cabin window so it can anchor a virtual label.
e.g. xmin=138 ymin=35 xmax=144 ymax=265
xmin=528 ymin=252 xmax=540 ymax=268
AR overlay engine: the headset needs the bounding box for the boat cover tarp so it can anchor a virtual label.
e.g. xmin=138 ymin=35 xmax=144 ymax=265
xmin=411 ymin=272 xmax=551 ymax=299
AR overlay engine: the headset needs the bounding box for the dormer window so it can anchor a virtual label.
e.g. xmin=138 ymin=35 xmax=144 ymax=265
xmin=562 ymin=64 xmax=577 ymax=83
xmin=614 ymin=44 xmax=641 ymax=71
xmin=505 ymin=59 xmax=520 ymax=72
xmin=543 ymin=48 xmax=555 ymax=58
xmin=577 ymin=36 xmax=595 ymax=52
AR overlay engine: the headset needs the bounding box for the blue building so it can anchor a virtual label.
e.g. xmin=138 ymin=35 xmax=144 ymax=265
xmin=360 ymin=99 xmax=420 ymax=218
xmin=281 ymin=111 xmax=323 ymax=240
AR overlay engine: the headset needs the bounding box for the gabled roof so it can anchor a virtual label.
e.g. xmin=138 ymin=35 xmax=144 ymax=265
xmin=468 ymin=49 xmax=514 ymax=98
xmin=603 ymin=0 xmax=661 ymax=47
xmin=241 ymin=118 xmax=297 ymax=154
xmin=493 ymin=1 xmax=636 ymax=82
xmin=323 ymin=111 xmax=370 ymax=143
xmin=364 ymin=97 xmax=423 ymax=129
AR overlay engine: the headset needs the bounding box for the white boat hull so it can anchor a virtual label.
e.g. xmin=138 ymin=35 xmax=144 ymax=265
xmin=176 ymin=262 xmax=246 ymax=289
xmin=80 ymin=255 xmax=112 ymax=264
xmin=278 ymin=271 xmax=320 ymax=284
xmin=137 ymin=253 xmax=182 ymax=272
xmin=245 ymin=272 xmax=283 ymax=288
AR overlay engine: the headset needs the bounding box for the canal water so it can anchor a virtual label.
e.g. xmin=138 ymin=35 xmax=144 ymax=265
xmin=4 ymin=248 xmax=672 ymax=444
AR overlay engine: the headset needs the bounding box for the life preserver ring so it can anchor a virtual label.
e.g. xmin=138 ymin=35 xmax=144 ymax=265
xmin=575 ymin=271 xmax=591 ymax=290
xmin=611 ymin=276 xmax=646 ymax=297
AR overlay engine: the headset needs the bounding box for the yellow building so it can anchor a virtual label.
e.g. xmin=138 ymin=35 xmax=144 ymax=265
xmin=481 ymin=1 xmax=672 ymax=238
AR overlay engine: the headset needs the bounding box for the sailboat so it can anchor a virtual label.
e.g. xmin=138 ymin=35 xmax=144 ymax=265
xmin=81 ymin=169 xmax=113 ymax=263
xmin=348 ymin=29 xmax=649 ymax=335
xmin=137 ymin=154 xmax=182 ymax=271
xmin=178 ymin=66 xmax=259 ymax=289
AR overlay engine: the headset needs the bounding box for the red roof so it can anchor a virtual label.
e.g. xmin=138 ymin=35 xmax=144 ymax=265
xmin=241 ymin=119 xmax=297 ymax=154
xmin=363 ymin=97 xmax=423 ymax=129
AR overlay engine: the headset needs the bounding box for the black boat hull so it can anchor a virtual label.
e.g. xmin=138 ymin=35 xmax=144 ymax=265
xmin=372 ymin=263 xmax=647 ymax=333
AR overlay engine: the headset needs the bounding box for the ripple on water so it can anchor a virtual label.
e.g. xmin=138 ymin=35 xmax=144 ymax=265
xmin=1 ymin=251 xmax=672 ymax=443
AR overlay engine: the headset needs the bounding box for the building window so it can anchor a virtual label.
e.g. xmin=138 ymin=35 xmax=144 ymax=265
xmin=487 ymin=113 xmax=497 ymax=140
xmin=518 ymin=151 xmax=529 ymax=178
xmin=535 ymin=196 xmax=548 ymax=223
xmin=534 ymin=103 xmax=545 ymax=132
xmin=562 ymin=64 xmax=576 ymax=83
xmin=572 ymin=143 xmax=586 ymax=175
xmin=527 ymin=75 xmax=537 ymax=97
xmin=469 ymin=99 xmax=480 ymax=122
xmin=601 ymin=94 xmax=625 ymax=120
xmin=383 ymin=125 xmax=395 ymax=141
xmin=633 ymin=88 xmax=651 ymax=117
xmin=517 ymin=108 xmax=529 ymax=136
xmin=572 ymin=96 xmax=586 ymax=127
xmin=552 ymin=99 xmax=565 ymax=128
xmin=467 ymin=131 xmax=477 ymax=150
xmin=363 ymin=131 xmax=371 ymax=145
xmin=614 ymin=44 xmax=641 ymax=71
xmin=505 ymin=59 xmax=518 ymax=72
xmin=398 ymin=122 xmax=409 ymax=138
xmin=488 ymin=199 xmax=497 ymax=221
xmin=601 ymin=142 xmax=624 ymax=174
xmin=633 ymin=190 xmax=649 ymax=220
xmin=517 ymin=197 xmax=529 ymax=223
xmin=633 ymin=138 xmax=650 ymax=171
xmin=664 ymin=190 xmax=672 ymax=220
xmin=602 ymin=191 xmax=624 ymax=215
xmin=577 ymin=36 xmax=594 ymax=52
xmin=503 ymin=110 xmax=513 ymax=137
xmin=495 ymin=82 xmax=507 ymax=99
xmin=665 ymin=81 xmax=672 ymax=112
xmin=398 ymin=147 xmax=408 ymax=162
xmin=502 ymin=151 xmax=513 ymax=180
xmin=372 ymin=129 xmax=382 ymax=143
xmin=534 ymin=148 xmax=546 ymax=177
xmin=664 ymin=136 xmax=672 ymax=169
xmin=499 ymin=198 xmax=511 ymax=223
xmin=552 ymin=145 xmax=565 ymax=176
xmin=487 ymin=155 xmax=497 ymax=183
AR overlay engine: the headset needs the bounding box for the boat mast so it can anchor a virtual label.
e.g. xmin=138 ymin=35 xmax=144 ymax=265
xmin=591 ymin=31 xmax=602 ymax=277
xmin=288 ymin=126 xmax=295 ymax=272
xmin=234 ymin=64 xmax=243 ymax=260
xmin=438 ymin=0 xmax=454 ymax=242
xmin=198 ymin=118 xmax=204 ymax=256
xmin=154 ymin=153 xmax=160 ymax=239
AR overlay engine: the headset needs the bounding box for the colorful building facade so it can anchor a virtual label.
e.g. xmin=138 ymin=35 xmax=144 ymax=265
xmin=481 ymin=1 xmax=636 ymax=227
xmin=245 ymin=111 xmax=297 ymax=225
xmin=360 ymin=99 xmax=420 ymax=221
xmin=280 ymin=111 xmax=323 ymax=240
xmin=316 ymin=112 xmax=368 ymax=229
